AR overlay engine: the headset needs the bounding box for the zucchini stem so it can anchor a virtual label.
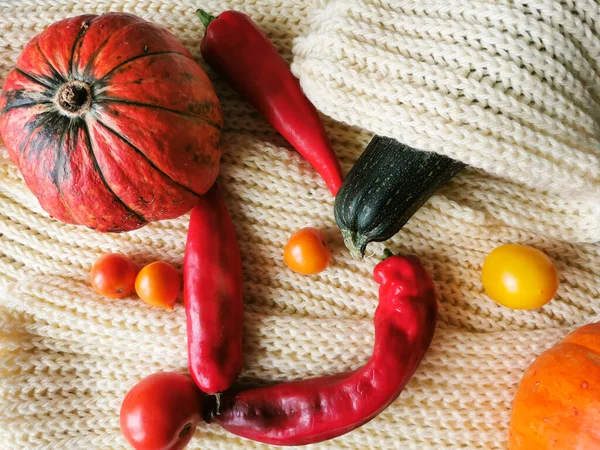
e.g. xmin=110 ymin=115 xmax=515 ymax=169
xmin=342 ymin=229 xmax=367 ymax=260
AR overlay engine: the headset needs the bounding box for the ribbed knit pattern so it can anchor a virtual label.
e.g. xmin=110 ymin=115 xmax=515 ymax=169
xmin=293 ymin=0 xmax=600 ymax=198
xmin=0 ymin=1 xmax=599 ymax=449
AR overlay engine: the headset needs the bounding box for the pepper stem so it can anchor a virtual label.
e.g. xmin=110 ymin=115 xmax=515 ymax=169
xmin=196 ymin=9 xmax=217 ymax=29
xmin=382 ymin=248 xmax=394 ymax=260
xmin=215 ymin=393 xmax=221 ymax=415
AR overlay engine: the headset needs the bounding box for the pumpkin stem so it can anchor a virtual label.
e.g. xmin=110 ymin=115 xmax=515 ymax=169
xmin=55 ymin=80 xmax=92 ymax=116
xmin=196 ymin=9 xmax=217 ymax=29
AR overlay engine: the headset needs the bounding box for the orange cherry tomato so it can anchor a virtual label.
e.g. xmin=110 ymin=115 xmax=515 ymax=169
xmin=283 ymin=227 xmax=331 ymax=275
xmin=90 ymin=253 xmax=138 ymax=298
xmin=120 ymin=372 xmax=203 ymax=450
xmin=135 ymin=261 xmax=181 ymax=310
xmin=482 ymin=244 xmax=559 ymax=310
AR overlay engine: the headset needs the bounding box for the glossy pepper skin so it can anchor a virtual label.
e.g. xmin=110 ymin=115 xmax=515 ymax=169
xmin=184 ymin=185 xmax=244 ymax=394
xmin=206 ymin=253 xmax=438 ymax=445
xmin=196 ymin=9 xmax=344 ymax=195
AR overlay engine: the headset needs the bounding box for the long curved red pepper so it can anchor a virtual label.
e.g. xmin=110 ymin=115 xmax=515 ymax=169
xmin=206 ymin=253 xmax=437 ymax=445
xmin=196 ymin=9 xmax=344 ymax=196
xmin=183 ymin=185 xmax=244 ymax=394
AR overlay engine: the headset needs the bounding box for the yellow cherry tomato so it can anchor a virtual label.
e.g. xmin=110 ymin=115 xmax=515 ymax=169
xmin=135 ymin=261 xmax=181 ymax=310
xmin=283 ymin=227 xmax=331 ymax=275
xmin=482 ymin=244 xmax=559 ymax=310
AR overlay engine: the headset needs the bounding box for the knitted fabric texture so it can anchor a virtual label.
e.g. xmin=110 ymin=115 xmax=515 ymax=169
xmin=0 ymin=0 xmax=599 ymax=449
xmin=293 ymin=0 xmax=600 ymax=199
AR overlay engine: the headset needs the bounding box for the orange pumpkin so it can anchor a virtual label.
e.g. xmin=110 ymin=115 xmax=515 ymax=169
xmin=509 ymin=322 xmax=600 ymax=449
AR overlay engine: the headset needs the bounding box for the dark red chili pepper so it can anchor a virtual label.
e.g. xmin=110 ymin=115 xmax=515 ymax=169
xmin=196 ymin=9 xmax=344 ymax=196
xmin=205 ymin=252 xmax=437 ymax=445
xmin=184 ymin=184 xmax=244 ymax=394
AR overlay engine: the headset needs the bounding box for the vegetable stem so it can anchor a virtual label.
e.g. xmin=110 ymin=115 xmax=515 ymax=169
xmin=196 ymin=9 xmax=217 ymax=29
xmin=342 ymin=229 xmax=367 ymax=260
xmin=215 ymin=393 xmax=221 ymax=415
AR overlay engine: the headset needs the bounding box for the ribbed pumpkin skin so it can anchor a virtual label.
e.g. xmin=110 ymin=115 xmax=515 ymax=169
xmin=0 ymin=13 xmax=223 ymax=232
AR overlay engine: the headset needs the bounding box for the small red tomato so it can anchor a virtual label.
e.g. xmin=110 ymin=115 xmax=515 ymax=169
xmin=135 ymin=261 xmax=181 ymax=309
xmin=90 ymin=253 xmax=138 ymax=298
xmin=283 ymin=227 xmax=331 ymax=275
xmin=120 ymin=372 xmax=202 ymax=450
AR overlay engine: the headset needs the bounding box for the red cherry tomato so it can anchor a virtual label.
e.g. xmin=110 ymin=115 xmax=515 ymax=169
xmin=120 ymin=372 xmax=203 ymax=450
xmin=90 ymin=253 xmax=138 ymax=298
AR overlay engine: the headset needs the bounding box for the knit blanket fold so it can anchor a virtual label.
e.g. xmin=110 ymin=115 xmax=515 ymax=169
xmin=0 ymin=1 xmax=599 ymax=449
xmin=292 ymin=0 xmax=600 ymax=199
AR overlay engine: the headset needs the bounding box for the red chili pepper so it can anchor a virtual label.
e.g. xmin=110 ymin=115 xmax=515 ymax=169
xmin=196 ymin=9 xmax=344 ymax=196
xmin=184 ymin=184 xmax=244 ymax=394
xmin=205 ymin=252 xmax=437 ymax=445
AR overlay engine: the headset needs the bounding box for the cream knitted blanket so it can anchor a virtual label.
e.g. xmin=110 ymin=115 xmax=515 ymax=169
xmin=1 ymin=0 xmax=599 ymax=449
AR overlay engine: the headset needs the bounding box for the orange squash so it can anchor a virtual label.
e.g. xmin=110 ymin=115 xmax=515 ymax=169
xmin=509 ymin=322 xmax=600 ymax=449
